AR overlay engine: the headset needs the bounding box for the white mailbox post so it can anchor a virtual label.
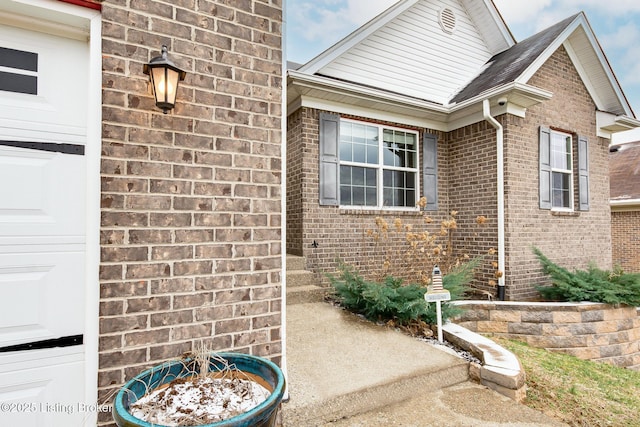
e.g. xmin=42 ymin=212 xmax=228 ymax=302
xmin=424 ymin=265 xmax=450 ymax=342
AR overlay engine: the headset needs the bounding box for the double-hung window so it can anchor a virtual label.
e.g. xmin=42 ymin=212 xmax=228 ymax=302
xmin=550 ymin=130 xmax=573 ymax=209
xmin=339 ymin=120 xmax=418 ymax=209
xmin=539 ymin=126 xmax=590 ymax=211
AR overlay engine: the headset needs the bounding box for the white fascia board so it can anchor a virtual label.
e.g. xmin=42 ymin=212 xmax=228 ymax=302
xmin=298 ymin=0 xmax=419 ymax=75
xmin=448 ymin=82 xmax=553 ymax=111
xmin=611 ymin=199 xmax=640 ymax=211
xmin=288 ymin=71 xmax=448 ymax=113
xmin=288 ymin=73 xmax=552 ymax=131
xmin=297 ymin=95 xmax=448 ymax=131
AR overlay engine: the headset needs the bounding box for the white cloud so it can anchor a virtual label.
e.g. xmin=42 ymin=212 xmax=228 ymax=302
xmin=492 ymin=0 xmax=553 ymax=25
xmin=287 ymin=0 xmax=395 ymax=44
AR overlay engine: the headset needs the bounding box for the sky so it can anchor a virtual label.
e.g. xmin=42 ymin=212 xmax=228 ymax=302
xmin=285 ymin=0 xmax=640 ymax=142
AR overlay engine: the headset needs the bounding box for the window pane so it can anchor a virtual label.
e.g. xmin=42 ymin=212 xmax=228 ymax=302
xmin=383 ymin=188 xmax=393 ymax=206
xmin=366 ymin=187 xmax=377 ymax=205
xmin=340 ymin=186 xmax=351 ymax=205
xmin=353 ymin=142 xmax=366 ymax=163
xmin=340 ymin=142 xmax=351 ymax=162
xmin=407 ymin=172 xmax=415 ymax=188
xmin=340 ymin=121 xmax=378 ymax=165
xmin=551 ymin=133 xmax=571 ymax=170
xmin=340 ymin=165 xmax=350 ymax=183
xmin=353 ymin=167 xmax=365 ymax=185
xmin=367 ymin=145 xmax=378 ymax=164
xmin=353 ymin=187 xmax=365 ymax=205
xmin=352 ymin=123 xmax=366 ymax=144
xmin=383 ymin=170 xmax=416 ymax=207
xmin=406 ymin=148 xmax=416 ymax=168
xmin=383 ymin=142 xmax=397 ymax=166
xmin=383 ymin=130 xmax=416 ymax=167
xmin=340 ymin=165 xmax=377 ymax=206
xmin=366 ymin=168 xmax=377 ymax=186
xmin=552 ymin=172 xmax=571 ymax=208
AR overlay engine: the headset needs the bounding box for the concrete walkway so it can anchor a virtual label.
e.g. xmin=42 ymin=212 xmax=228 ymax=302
xmin=283 ymin=302 xmax=566 ymax=427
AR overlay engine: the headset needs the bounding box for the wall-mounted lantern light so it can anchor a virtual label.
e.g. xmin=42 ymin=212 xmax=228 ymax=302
xmin=143 ymin=45 xmax=186 ymax=114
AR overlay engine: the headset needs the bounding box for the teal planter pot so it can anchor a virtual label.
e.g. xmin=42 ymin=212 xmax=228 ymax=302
xmin=113 ymin=352 xmax=285 ymax=427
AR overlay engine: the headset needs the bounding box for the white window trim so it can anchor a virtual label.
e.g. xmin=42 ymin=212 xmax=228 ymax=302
xmin=338 ymin=118 xmax=420 ymax=211
xmin=550 ymin=130 xmax=574 ymax=212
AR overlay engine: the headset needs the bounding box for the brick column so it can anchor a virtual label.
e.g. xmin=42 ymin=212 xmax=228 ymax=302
xmin=98 ymin=1 xmax=282 ymax=424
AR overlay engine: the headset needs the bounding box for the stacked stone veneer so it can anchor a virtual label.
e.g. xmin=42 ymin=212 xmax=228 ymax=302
xmin=454 ymin=302 xmax=640 ymax=369
xmin=99 ymin=1 xmax=282 ymax=425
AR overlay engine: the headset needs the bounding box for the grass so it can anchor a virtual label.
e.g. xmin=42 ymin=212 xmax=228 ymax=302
xmin=494 ymin=338 xmax=640 ymax=427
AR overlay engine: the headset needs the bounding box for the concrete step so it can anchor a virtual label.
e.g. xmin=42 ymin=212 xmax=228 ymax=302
xmin=286 ymin=285 xmax=328 ymax=305
xmin=286 ymin=254 xmax=306 ymax=271
xmin=285 ymin=254 xmax=328 ymax=305
xmin=286 ymin=269 xmax=316 ymax=288
xmin=282 ymin=303 xmax=470 ymax=426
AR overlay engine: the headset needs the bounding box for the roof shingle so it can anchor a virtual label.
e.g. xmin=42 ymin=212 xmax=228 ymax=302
xmin=610 ymin=142 xmax=640 ymax=200
xmin=450 ymin=13 xmax=580 ymax=104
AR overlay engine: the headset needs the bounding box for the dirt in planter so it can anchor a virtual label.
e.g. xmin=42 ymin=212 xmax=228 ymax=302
xmin=129 ymin=368 xmax=272 ymax=426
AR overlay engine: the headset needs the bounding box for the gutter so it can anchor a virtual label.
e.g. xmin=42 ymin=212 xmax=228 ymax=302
xmin=610 ymin=199 xmax=640 ymax=211
xmin=483 ymin=99 xmax=506 ymax=301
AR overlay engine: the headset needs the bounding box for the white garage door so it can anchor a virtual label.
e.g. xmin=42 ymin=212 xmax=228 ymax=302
xmin=0 ymin=21 xmax=90 ymax=426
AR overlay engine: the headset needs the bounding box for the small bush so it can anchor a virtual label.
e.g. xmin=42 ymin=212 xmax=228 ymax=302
xmin=328 ymin=258 xmax=480 ymax=327
xmin=533 ymin=247 xmax=640 ymax=306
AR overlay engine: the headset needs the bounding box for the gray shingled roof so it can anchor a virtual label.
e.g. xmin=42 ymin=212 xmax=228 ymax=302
xmin=450 ymin=13 xmax=581 ymax=104
xmin=610 ymin=142 xmax=640 ymax=201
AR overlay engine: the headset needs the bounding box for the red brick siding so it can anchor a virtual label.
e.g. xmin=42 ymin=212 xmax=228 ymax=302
xmin=99 ymin=0 xmax=282 ymax=424
xmin=503 ymin=46 xmax=612 ymax=300
xmin=612 ymin=210 xmax=640 ymax=272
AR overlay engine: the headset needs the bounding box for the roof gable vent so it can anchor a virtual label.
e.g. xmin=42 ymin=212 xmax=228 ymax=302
xmin=438 ymin=8 xmax=456 ymax=34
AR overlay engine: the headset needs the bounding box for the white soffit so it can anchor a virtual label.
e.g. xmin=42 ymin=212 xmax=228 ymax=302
xmin=460 ymin=0 xmax=514 ymax=52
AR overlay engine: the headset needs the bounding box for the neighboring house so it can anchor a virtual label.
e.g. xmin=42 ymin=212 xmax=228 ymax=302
xmin=0 ymin=1 xmax=283 ymax=426
xmin=286 ymin=0 xmax=640 ymax=301
xmin=610 ymin=141 xmax=640 ymax=272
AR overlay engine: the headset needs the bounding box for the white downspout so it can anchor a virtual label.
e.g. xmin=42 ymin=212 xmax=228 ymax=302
xmin=482 ymin=99 xmax=506 ymax=300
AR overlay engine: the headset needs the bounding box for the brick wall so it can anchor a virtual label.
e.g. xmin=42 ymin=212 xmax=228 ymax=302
xmin=99 ymin=1 xmax=282 ymax=424
xmin=285 ymin=108 xmax=305 ymax=255
xmin=447 ymin=120 xmax=501 ymax=293
xmin=612 ymin=209 xmax=640 ymax=272
xmin=502 ymin=46 xmax=612 ymax=300
xmin=286 ymin=107 xmax=469 ymax=284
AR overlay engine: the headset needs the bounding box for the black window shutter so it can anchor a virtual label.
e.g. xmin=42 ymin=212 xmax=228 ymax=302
xmin=319 ymin=112 xmax=340 ymax=206
xmin=578 ymin=135 xmax=589 ymax=211
xmin=539 ymin=126 xmax=552 ymax=209
xmin=422 ymin=133 xmax=438 ymax=210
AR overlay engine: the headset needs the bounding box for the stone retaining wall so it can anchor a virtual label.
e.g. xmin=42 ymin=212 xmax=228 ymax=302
xmin=454 ymin=302 xmax=640 ymax=369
